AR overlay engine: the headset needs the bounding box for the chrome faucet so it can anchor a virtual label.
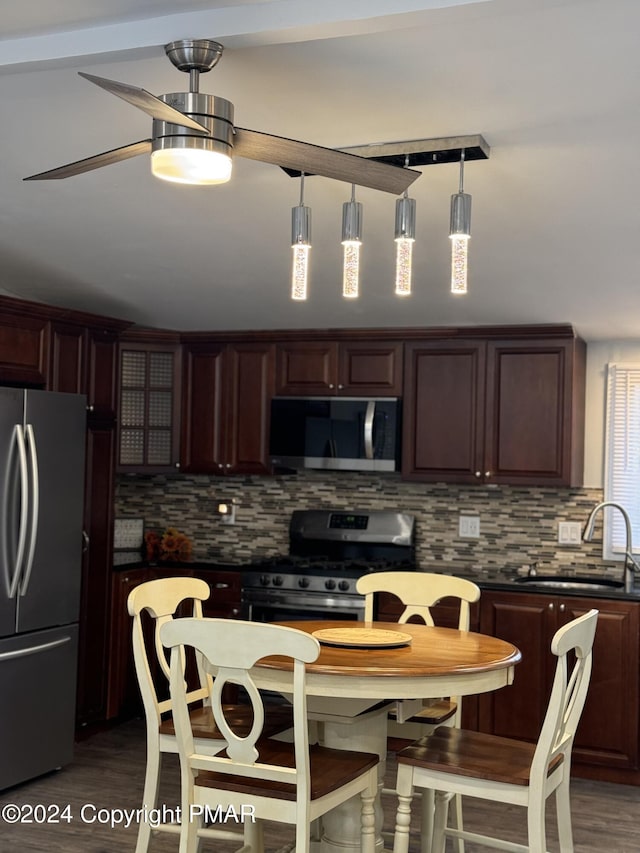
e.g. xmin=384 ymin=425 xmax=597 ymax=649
xmin=583 ymin=501 xmax=640 ymax=593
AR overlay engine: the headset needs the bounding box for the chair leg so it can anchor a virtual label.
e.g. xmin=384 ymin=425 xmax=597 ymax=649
xmin=135 ymin=744 xmax=162 ymax=853
xmin=526 ymin=791 xmax=547 ymax=853
xmin=555 ymin=774 xmax=575 ymax=852
xmin=449 ymin=793 xmax=465 ymax=853
xmin=431 ymin=791 xmax=449 ymax=853
xmin=361 ymin=779 xmax=378 ymax=853
xmin=393 ymin=764 xmax=414 ymax=853
xmin=419 ymin=789 xmax=434 ymax=853
xmin=244 ymin=818 xmax=264 ymax=853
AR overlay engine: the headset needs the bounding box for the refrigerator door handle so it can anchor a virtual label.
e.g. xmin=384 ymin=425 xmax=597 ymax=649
xmin=19 ymin=424 xmax=40 ymax=597
xmin=5 ymin=425 xmax=29 ymax=599
xmin=0 ymin=635 xmax=71 ymax=662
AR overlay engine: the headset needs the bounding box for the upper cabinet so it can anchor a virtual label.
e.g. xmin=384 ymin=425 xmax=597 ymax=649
xmin=402 ymin=333 xmax=586 ymax=486
xmin=275 ymin=340 xmax=403 ymax=396
xmin=117 ymin=336 xmax=182 ymax=472
xmin=181 ymin=340 xmax=274 ymax=475
xmin=0 ymin=308 xmax=49 ymax=386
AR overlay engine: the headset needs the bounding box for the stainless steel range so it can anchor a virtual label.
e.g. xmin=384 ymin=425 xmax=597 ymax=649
xmin=241 ymin=509 xmax=415 ymax=622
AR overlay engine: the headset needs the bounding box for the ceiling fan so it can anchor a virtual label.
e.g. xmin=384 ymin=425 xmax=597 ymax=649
xmin=24 ymin=38 xmax=420 ymax=195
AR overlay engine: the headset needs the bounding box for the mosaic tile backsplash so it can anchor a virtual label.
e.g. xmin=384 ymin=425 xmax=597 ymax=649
xmin=114 ymin=472 xmax=620 ymax=581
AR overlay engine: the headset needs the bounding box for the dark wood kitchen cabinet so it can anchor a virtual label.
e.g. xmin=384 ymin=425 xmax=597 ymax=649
xmin=402 ymin=334 xmax=586 ymax=486
xmin=0 ymin=302 xmax=49 ymax=386
xmin=478 ymin=589 xmax=640 ymax=778
xmin=275 ymin=339 xmax=403 ymax=396
xmin=117 ymin=336 xmax=182 ymax=472
xmin=181 ymin=340 xmax=274 ymax=475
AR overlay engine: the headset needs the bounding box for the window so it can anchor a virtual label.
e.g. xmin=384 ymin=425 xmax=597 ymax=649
xmin=604 ymin=363 xmax=640 ymax=558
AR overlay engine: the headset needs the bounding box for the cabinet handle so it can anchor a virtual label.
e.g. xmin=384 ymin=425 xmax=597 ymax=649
xmin=215 ymin=582 xmax=230 ymax=589
xmin=559 ymin=603 xmax=566 ymax=612
xmin=548 ymin=602 xmax=554 ymax=610
xmin=329 ymin=383 xmax=335 ymax=389
xmin=86 ymin=404 xmax=94 ymax=412
xmin=338 ymin=384 xmax=344 ymax=390
xmin=175 ymin=462 xmax=180 ymax=469
xmin=231 ymin=608 xmax=239 ymax=616
xmin=475 ymin=471 xmax=482 ymax=478
xmin=225 ymin=463 xmax=231 ymax=469
xmin=218 ymin=464 xmax=223 ymax=469
xmin=485 ymin=471 xmax=491 ymax=478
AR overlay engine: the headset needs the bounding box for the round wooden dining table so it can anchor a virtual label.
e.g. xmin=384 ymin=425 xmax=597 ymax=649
xmin=251 ymin=620 xmax=521 ymax=853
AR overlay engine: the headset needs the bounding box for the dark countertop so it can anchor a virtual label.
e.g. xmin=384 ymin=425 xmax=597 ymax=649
xmin=112 ymin=559 xmax=245 ymax=572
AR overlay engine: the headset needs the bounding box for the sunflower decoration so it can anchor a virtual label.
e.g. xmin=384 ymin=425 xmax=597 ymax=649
xmin=144 ymin=527 xmax=193 ymax=562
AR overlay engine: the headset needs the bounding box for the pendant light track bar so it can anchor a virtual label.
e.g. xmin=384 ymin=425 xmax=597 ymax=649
xmin=340 ymin=134 xmax=490 ymax=167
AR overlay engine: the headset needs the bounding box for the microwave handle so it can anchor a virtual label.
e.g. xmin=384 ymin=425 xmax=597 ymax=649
xmin=364 ymin=401 xmax=375 ymax=460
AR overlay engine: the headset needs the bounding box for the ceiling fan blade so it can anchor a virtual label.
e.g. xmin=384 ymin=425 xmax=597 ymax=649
xmin=78 ymin=72 xmax=211 ymax=134
xmin=234 ymin=128 xmax=420 ymax=195
xmin=23 ymin=140 xmax=152 ymax=180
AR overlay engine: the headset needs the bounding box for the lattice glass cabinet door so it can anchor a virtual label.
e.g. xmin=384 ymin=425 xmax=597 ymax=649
xmin=118 ymin=344 xmax=181 ymax=471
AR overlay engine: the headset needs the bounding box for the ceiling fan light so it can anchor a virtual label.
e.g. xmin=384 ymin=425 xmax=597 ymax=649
xmin=291 ymin=200 xmax=311 ymax=301
xmin=151 ymin=147 xmax=232 ymax=185
xmin=342 ymin=194 xmax=362 ymax=299
xmin=394 ymin=195 xmax=416 ymax=296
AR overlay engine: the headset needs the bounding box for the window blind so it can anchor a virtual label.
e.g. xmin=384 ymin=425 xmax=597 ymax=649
xmin=604 ymin=363 xmax=640 ymax=558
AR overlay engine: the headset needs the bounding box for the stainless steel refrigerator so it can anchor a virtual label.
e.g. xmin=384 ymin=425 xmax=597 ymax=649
xmin=0 ymin=388 xmax=86 ymax=790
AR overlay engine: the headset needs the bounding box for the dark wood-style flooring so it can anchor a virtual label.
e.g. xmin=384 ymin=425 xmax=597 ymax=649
xmin=0 ymin=718 xmax=638 ymax=851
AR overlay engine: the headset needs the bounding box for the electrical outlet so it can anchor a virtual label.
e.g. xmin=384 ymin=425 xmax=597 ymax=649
xmin=558 ymin=521 xmax=582 ymax=545
xmin=459 ymin=515 xmax=480 ymax=538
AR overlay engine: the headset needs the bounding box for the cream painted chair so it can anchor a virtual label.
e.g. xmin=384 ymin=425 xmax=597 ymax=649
xmin=127 ymin=577 xmax=293 ymax=853
xmin=356 ymin=571 xmax=481 ymax=853
xmin=161 ymin=616 xmax=380 ymax=853
xmin=392 ymin=608 xmax=599 ymax=853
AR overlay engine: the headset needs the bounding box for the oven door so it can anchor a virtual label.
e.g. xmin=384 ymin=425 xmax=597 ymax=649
xmin=242 ymin=589 xmax=365 ymax=623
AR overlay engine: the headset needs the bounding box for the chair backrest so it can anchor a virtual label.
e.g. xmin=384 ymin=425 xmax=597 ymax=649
xmin=356 ymin=571 xmax=480 ymax=628
xmin=532 ymin=608 xmax=598 ymax=779
xmin=127 ymin=576 xmax=212 ymax=724
xmin=161 ymin=618 xmax=320 ymax=806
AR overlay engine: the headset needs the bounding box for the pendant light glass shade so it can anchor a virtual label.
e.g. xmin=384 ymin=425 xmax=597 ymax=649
xmin=291 ymin=175 xmax=311 ymax=301
xmin=449 ymin=151 xmax=472 ymax=294
xmin=342 ymin=186 xmax=363 ymax=299
xmin=394 ymin=194 xmax=416 ymax=296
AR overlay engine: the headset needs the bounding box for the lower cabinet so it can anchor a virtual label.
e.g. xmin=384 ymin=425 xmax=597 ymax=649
xmin=106 ymin=566 xmax=243 ymax=721
xmin=478 ymin=590 xmax=640 ymax=777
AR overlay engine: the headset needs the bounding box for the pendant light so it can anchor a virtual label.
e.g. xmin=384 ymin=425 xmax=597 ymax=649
xmin=341 ymin=184 xmax=363 ymax=299
xmin=449 ymin=149 xmax=472 ymax=295
xmin=394 ymin=155 xmax=416 ymax=296
xmin=291 ymin=173 xmax=311 ymax=301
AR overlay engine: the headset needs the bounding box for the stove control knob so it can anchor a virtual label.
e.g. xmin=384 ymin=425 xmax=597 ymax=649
xmin=298 ymin=577 xmax=310 ymax=588
xmin=338 ymin=580 xmax=350 ymax=592
xmin=273 ymin=575 xmax=284 ymax=587
xmin=259 ymin=575 xmax=270 ymax=586
xmin=325 ymin=579 xmax=336 ymax=590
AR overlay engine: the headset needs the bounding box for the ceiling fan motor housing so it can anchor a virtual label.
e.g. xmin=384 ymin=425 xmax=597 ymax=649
xmin=151 ymin=92 xmax=234 ymax=159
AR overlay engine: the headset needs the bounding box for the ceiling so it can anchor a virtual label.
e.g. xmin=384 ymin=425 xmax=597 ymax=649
xmin=1 ymin=0 xmax=638 ymax=340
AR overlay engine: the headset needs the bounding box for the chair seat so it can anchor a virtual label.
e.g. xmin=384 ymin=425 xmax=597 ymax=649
xmin=196 ymin=741 xmax=378 ymax=801
xmin=159 ymin=703 xmax=293 ymax=740
xmin=397 ymin=725 xmax=564 ymax=786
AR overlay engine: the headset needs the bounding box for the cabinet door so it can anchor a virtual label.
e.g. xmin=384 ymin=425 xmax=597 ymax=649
xmin=402 ymin=340 xmax=486 ymax=482
xmin=118 ymin=344 xmax=182 ymax=472
xmin=198 ymin=571 xmax=243 ymax=619
xmin=339 ymin=341 xmax=403 ymax=396
xmin=106 ymin=568 xmax=150 ymax=720
xmin=0 ymin=312 xmax=48 ymax=386
xmin=49 ymin=323 xmax=86 ymax=395
xmin=224 ymin=342 xmax=274 ymax=475
xmin=561 ymin=597 xmax=639 ymax=769
xmin=77 ymin=424 xmax=118 ymax=726
xmin=484 ymin=339 xmax=585 ymax=486
xmin=478 ymin=590 xmax=556 ymax=742
xmin=181 ymin=345 xmax=226 ymax=472
xmin=275 ymin=341 xmax=338 ymax=395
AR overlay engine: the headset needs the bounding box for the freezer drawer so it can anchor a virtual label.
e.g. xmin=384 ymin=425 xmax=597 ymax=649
xmin=0 ymin=624 xmax=78 ymax=790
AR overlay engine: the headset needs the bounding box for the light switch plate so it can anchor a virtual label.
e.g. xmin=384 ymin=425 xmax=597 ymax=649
xmin=558 ymin=521 xmax=582 ymax=545
xmin=459 ymin=516 xmax=480 ymax=538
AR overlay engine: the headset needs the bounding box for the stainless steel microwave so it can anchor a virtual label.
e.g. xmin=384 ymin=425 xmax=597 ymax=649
xmin=269 ymin=397 xmax=401 ymax=472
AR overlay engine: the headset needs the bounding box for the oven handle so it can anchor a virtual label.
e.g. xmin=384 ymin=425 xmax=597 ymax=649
xmin=364 ymin=401 xmax=375 ymax=460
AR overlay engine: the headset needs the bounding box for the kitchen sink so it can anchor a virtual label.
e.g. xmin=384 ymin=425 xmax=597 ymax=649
xmin=513 ymin=576 xmax=624 ymax=591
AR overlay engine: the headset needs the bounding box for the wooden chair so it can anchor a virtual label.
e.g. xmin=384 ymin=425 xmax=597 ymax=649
xmin=161 ymin=616 xmax=380 ymax=853
xmin=127 ymin=577 xmax=293 ymax=853
xmin=392 ymin=608 xmax=599 ymax=853
xmin=356 ymin=571 xmax=481 ymax=853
